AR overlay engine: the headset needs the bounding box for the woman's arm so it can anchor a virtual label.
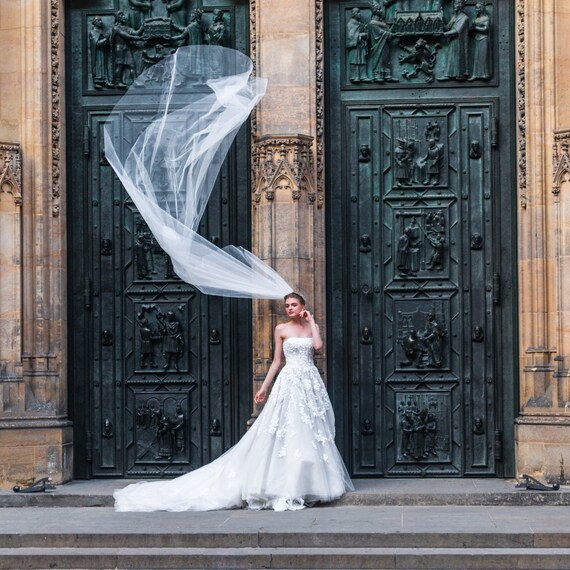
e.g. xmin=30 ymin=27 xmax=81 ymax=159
xmin=303 ymin=310 xmax=323 ymax=351
xmin=254 ymin=325 xmax=284 ymax=404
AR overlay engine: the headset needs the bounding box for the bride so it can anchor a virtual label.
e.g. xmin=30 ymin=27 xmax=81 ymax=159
xmin=114 ymin=292 xmax=354 ymax=512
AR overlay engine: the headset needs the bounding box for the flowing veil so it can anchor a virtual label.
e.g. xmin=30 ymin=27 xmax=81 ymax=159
xmin=104 ymin=45 xmax=292 ymax=298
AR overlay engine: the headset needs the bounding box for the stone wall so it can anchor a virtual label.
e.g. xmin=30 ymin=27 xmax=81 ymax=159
xmin=0 ymin=0 xmax=71 ymax=490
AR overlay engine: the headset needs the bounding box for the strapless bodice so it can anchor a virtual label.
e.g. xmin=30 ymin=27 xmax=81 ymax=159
xmin=283 ymin=337 xmax=314 ymax=367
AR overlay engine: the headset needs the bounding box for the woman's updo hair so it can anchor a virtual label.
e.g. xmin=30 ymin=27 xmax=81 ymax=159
xmin=284 ymin=292 xmax=306 ymax=305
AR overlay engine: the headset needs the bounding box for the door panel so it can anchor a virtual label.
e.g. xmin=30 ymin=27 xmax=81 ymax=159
xmin=327 ymin=1 xmax=516 ymax=477
xmin=68 ymin=0 xmax=251 ymax=478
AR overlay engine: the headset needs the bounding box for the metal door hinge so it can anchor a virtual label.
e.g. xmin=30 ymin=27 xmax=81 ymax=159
xmin=491 ymin=115 xmax=498 ymax=147
xmin=84 ymin=278 xmax=92 ymax=310
xmin=83 ymin=126 xmax=91 ymax=157
xmin=494 ymin=429 xmax=503 ymax=461
xmin=85 ymin=430 xmax=93 ymax=462
xmin=492 ymin=273 xmax=501 ymax=304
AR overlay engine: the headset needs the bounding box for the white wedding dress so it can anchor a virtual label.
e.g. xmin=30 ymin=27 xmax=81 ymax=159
xmin=114 ymin=337 xmax=354 ymax=512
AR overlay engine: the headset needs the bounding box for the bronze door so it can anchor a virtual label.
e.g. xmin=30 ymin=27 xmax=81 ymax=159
xmin=326 ymin=1 xmax=517 ymax=476
xmin=67 ymin=0 xmax=252 ymax=478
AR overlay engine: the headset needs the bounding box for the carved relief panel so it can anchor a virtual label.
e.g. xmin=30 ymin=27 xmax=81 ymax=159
xmin=335 ymin=89 xmax=501 ymax=476
xmin=343 ymin=1 xmax=495 ymax=87
xmin=84 ymin=1 xmax=235 ymax=93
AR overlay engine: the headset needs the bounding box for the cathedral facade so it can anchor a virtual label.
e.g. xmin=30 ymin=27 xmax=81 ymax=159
xmin=0 ymin=0 xmax=568 ymax=487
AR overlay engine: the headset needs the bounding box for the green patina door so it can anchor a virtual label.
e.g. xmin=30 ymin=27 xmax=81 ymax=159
xmin=326 ymin=0 xmax=517 ymax=476
xmin=67 ymin=0 xmax=252 ymax=478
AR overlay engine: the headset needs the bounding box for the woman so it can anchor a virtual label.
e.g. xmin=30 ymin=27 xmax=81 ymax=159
xmin=114 ymin=293 xmax=353 ymax=512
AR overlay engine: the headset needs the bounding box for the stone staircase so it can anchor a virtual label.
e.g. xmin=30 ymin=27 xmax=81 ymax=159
xmin=2 ymin=526 xmax=570 ymax=568
xmin=1 ymin=479 xmax=570 ymax=569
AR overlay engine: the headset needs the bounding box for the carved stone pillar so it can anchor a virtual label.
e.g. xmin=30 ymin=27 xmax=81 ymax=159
xmin=0 ymin=0 xmax=71 ymax=489
xmin=250 ymin=136 xmax=321 ymax=418
xmin=249 ymin=1 xmax=324 ymax=422
xmin=0 ymin=144 xmax=23 ymax=410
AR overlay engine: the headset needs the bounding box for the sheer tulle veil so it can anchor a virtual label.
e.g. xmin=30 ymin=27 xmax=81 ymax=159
xmin=104 ymin=45 xmax=292 ymax=298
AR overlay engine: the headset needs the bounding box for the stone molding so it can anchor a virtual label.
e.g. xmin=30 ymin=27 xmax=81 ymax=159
xmin=253 ymin=135 xmax=317 ymax=205
xmin=0 ymin=143 xmax=22 ymax=206
xmin=50 ymin=0 xmax=62 ymax=217
xmin=315 ymin=0 xmax=324 ymax=195
xmin=249 ymin=0 xmax=258 ymax=137
xmin=553 ymin=129 xmax=570 ymax=197
xmin=516 ymin=0 xmax=527 ymax=209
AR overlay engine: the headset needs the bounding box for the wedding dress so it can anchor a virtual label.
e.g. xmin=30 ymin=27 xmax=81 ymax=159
xmin=114 ymin=337 xmax=354 ymax=512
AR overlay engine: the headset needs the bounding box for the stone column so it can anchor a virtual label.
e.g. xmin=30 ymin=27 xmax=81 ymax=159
xmin=0 ymin=0 xmax=71 ymax=489
xmin=515 ymin=0 xmax=570 ymax=482
xmin=249 ymin=1 xmax=324 ymax=421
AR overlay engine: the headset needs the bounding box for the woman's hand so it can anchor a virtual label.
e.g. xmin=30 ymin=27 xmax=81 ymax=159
xmin=301 ymin=309 xmax=314 ymax=323
xmin=254 ymin=388 xmax=267 ymax=404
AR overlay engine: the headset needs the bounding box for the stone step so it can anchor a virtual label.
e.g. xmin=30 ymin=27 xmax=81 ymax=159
xmin=2 ymin=478 xmax=570 ymax=508
xmin=1 ymin=546 xmax=570 ymax=569
xmin=1 ymin=530 xmax=569 ymax=549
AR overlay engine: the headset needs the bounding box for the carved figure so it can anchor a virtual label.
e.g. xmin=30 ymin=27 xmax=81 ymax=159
xmin=422 ymin=311 xmax=446 ymax=367
xmin=422 ymin=138 xmax=444 ymax=185
xmin=397 ymin=228 xmax=415 ymax=276
xmin=399 ymin=38 xmax=439 ymax=83
xmin=406 ymin=218 xmax=422 ymax=273
xmin=366 ymin=2 xmax=395 ymax=83
xmin=425 ymin=213 xmax=445 ymax=268
xmin=134 ymin=220 xmax=156 ymax=278
xmin=207 ymin=9 xmax=226 ymax=46
xmin=470 ymin=1 xmax=491 ymax=81
xmin=401 ymin=411 xmax=415 ymax=456
xmin=470 ymin=232 xmax=483 ymax=250
xmin=394 ymin=138 xmax=414 ymax=186
xmin=400 ymin=329 xmax=424 ymax=367
xmin=136 ymin=312 xmax=158 ymax=367
xmin=103 ymin=418 xmax=113 ymax=438
xmin=171 ymin=404 xmax=185 ymax=452
xmin=164 ymin=253 xmax=176 ymax=278
xmin=171 ymin=8 xmax=204 ymax=46
xmin=439 ymin=0 xmax=470 ymax=80
xmin=383 ymin=0 xmax=411 ymax=11
xmin=396 ymin=222 xmax=421 ymax=277
xmin=415 ymin=122 xmax=443 ymax=186
xmin=473 ymin=416 xmax=485 ymax=435
xmin=89 ymin=17 xmax=111 ymax=89
xmin=361 ymin=326 xmax=373 ymax=344
xmin=470 ymin=139 xmax=482 ymax=159
xmin=159 ymin=311 xmax=184 ymax=370
xmin=111 ymin=11 xmax=142 ymax=87
xmin=413 ymin=408 xmax=428 ymax=459
xmin=209 ymin=328 xmax=220 ymax=345
xmin=360 ymin=233 xmax=372 ymax=252
xmin=162 ymin=0 xmax=186 ymax=28
xmin=155 ymin=413 xmax=173 ymax=460
xmin=424 ymin=412 xmax=438 ymax=456
xmin=359 ymin=144 xmax=371 ymax=162
xmin=426 ymin=232 xmax=445 ymax=270
xmin=472 ymin=325 xmax=484 ymax=342
xmin=346 ymin=8 xmax=368 ymax=83
xmin=127 ymin=0 xmax=152 ymax=31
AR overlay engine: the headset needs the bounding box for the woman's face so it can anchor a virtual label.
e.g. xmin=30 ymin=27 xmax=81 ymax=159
xmin=284 ymin=298 xmax=305 ymax=319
